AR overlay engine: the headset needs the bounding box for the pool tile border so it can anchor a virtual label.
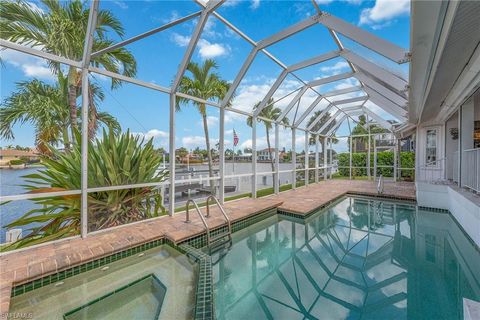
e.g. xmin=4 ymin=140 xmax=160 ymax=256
xmin=177 ymin=244 xmax=213 ymax=320
xmin=418 ymin=206 xmax=450 ymax=213
xmin=10 ymin=238 xmax=166 ymax=297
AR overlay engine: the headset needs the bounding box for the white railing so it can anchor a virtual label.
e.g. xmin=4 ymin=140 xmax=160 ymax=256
xmin=463 ymin=148 xmax=480 ymax=193
xmin=453 ymin=151 xmax=459 ymax=184
xmin=417 ymin=157 xmax=447 ymax=183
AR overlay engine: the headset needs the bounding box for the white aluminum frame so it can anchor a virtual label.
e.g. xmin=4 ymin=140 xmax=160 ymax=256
xmin=0 ymin=0 xmax=411 ymax=246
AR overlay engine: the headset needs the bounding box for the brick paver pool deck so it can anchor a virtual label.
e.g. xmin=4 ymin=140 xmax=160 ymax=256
xmin=0 ymin=179 xmax=415 ymax=314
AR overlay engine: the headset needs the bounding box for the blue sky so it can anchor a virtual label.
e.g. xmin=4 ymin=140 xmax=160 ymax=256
xmin=0 ymin=0 xmax=410 ymax=153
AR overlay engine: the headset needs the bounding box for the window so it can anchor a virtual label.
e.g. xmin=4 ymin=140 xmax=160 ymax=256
xmin=426 ymin=129 xmax=437 ymax=165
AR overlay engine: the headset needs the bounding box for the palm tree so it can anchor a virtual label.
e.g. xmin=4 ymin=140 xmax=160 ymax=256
xmin=177 ymin=59 xmax=230 ymax=191
xmin=0 ymin=74 xmax=120 ymax=154
xmin=348 ymin=114 xmax=387 ymax=152
xmin=247 ymin=99 xmax=289 ymax=185
xmin=0 ymin=0 xmax=136 ymax=140
xmin=307 ymin=110 xmax=339 ymax=146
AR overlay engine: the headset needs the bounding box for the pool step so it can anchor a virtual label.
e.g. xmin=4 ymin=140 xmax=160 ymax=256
xmin=211 ymin=231 xmax=231 ymax=242
xmin=209 ymin=232 xmax=232 ymax=254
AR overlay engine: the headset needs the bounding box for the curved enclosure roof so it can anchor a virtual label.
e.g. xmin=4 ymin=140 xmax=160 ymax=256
xmin=1 ymin=0 xmax=410 ymax=137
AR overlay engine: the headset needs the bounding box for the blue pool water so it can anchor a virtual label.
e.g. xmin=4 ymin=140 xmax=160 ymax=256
xmin=212 ymin=196 xmax=480 ymax=319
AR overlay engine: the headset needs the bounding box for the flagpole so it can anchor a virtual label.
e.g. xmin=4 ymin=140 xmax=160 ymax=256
xmin=232 ymin=128 xmax=235 ymax=174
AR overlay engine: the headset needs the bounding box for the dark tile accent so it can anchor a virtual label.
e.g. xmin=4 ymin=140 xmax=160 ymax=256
xmin=11 ymin=238 xmax=165 ymax=298
xmin=62 ymin=274 xmax=166 ymax=320
xmin=178 ymin=244 xmax=213 ymax=320
xmin=418 ymin=206 xmax=449 ymax=213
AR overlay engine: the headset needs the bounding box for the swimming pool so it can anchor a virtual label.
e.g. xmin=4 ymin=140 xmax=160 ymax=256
xmin=7 ymin=196 xmax=480 ymax=319
xmin=212 ymin=196 xmax=480 ymax=320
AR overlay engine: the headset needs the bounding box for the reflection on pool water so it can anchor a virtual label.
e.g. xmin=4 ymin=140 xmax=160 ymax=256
xmin=212 ymin=196 xmax=480 ymax=320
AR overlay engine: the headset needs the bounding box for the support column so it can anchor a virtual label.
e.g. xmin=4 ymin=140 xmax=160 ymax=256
xmin=315 ymin=134 xmax=319 ymax=183
xmin=252 ymin=116 xmax=257 ymax=198
xmin=329 ymin=138 xmax=333 ymax=179
xmin=394 ymin=138 xmax=398 ymax=182
xmin=80 ymin=71 xmax=89 ymax=237
xmin=349 ymin=136 xmax=353 ymax=179
xmin=305 ymin=131 xmax=309 ymax=186
xmin=367 ymin=114 xmax=371 ymax=180
xmin=373 ymin=134 xmax=377 ymax=181
xmin=323 ymin=137 xmax=327 ymax=180
xmin=460 ymin=100 xmax=474 ymax=187
xmin=458 ymin=105 xmax=462 ymax=186
xmin=80 ymin=0 xmax=98 ymax=238
xmin=274 ymin=123 xmax=280 ymax=194
xmin=168 ymin=93 xmax=176 ymax=215
xmin=292 ymin=128 xmax=296 ymax=189
xmin=219 ymin=107 xmax=225 ymax=204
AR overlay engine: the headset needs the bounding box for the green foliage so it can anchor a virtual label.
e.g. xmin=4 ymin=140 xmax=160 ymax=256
xmin=177 ymin=59 xmax=230 ymax=185
xmin=2 ymin=129 xmax=168 ymax=250
xmin=9 ymin=159 xmax=25 ymax=165
xmin=0 ymin=77 xmax=120 ymax=152
xmin=337 ymin=151 xmax=415 ymax=179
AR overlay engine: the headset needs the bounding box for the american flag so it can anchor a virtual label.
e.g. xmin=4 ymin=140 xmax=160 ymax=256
xmin=233 ymin=129 xmax=239 ymax=146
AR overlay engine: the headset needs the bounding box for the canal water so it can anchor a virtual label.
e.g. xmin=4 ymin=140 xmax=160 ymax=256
xmin=0 ymin=163 xmax=309 ymax=243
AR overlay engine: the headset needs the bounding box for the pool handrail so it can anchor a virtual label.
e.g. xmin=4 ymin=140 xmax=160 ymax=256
xmin=185 ymin=199 xmax=211 ymax=244
xmin=206 ymin=195 xmax=232 ymax=237
xmin=377 ymin=175 xmax=384 ymax=194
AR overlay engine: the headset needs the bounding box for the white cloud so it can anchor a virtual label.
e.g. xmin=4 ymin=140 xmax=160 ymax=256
xmin=171 ymin=33 xmax=230 ymax=59
xmin=197 ymin=39 xmax=229 ymax=59
xmin=171 ymin=33 xmax=191 ymax=47
xmin=359 ymin=0 xmax=409 ymax=26
xmin=320 ymin=61 xmax=349 ymax=73
xmin=227 ymin=77 xmax=319 ymax=125
xmin=182 ymin=135 xmax=218 ymax=149
xmin=222 ymin=0 xmax=240 ymax=7
xmin=250 ymin=0 xmax=260 ymax=10
xmin=315 ymin=0 xmax=363 ymax=5
xmin=222 ymin=0 xmax=261 ymax=9
xmin=143 ymin=129 xmax=168 ymax=140
xmin=161 ymin=10 xmax=179 ymax=23
xmin=132 ymin=129 xmax=169 ymax=148
xmin=1 ymin=49 xmax=55 ymax=80
xmin=198 ymin=116 xmax=219 ymax=127
xmin=203 ymin=17 xmax=221 ymax=39
xmin=333 ymin=78 xmax=361 ymax=90
xmin=113 ymin=1 xmax=128 ymax=9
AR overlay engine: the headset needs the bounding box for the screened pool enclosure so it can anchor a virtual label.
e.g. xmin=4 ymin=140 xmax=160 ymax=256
xmin=0 ymin=0 xmax=412 ymax=241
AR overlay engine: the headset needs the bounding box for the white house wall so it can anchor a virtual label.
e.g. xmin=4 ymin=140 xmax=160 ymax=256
xmin=415 ymin=122 xmax=446 ymax=181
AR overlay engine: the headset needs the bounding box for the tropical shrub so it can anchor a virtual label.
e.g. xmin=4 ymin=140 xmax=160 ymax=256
xmin=9 ymin=159 xmax=25 ymax=165
xmin=2 ymin=129 xmax=168 ymax=250
xmin=337 ymin=151 xmax=415 ymax=179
